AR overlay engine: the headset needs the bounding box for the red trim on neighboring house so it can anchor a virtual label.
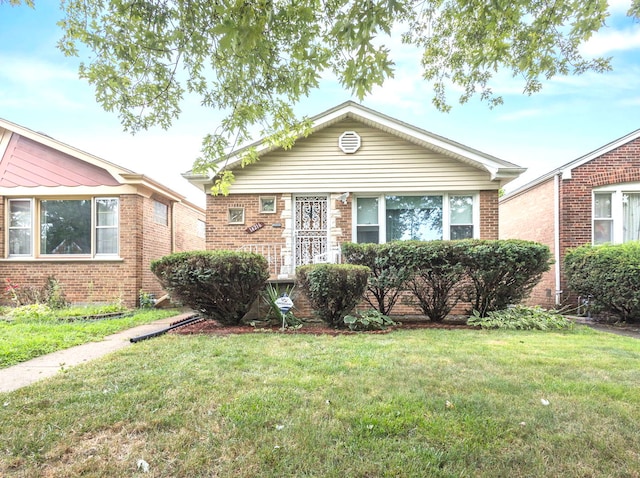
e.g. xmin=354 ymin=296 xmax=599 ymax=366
xmin=0 ymin=135 xmax=120 ymax=187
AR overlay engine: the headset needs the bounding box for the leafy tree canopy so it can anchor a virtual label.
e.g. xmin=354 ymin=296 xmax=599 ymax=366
xmin=10 ymin=0 xmax=640 ymax=193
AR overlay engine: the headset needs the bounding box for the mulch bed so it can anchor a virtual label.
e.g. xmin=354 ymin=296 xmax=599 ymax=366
xmin=169 ymin=317 xmax=476 ymax=336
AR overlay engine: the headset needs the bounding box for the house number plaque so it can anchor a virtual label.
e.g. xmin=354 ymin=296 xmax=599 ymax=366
xmin=245 ymin=222 xmax=265 ymax=234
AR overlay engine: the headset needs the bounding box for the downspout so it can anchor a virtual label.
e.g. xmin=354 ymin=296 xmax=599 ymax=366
xmin=171 ymin=201 xmax=176 ymax=253
xmin=554 ymin=174 xmax=562 ymax=306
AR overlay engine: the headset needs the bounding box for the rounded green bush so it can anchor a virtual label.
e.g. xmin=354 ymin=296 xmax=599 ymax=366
xmin=565 ymin=242 xmax=640 ymax=322
xmin=151 ymin=250 xmax=269 ymax=325
xmin=296 ymin=263 xmax=370 ymax=327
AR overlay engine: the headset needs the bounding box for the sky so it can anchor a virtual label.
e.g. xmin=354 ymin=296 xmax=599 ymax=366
xmin=1 ymin=2 xmax=640 ymax=208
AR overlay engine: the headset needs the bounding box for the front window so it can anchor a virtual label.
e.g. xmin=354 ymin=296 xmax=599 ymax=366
xmin=354 ymin=193 xmax=476 ymax=243
xmin=386 ymin=195 xmax=443 ymax=241
xmin=356 ymin=197 xmax=379 ymax=243
xmin=6 ymin=198 xmax=119 ymax=258
xmin=593 ymin=187 xmax=640 ymax=244
xmin=96 ymin=199 xmax=119 ymax=254
xmin=623 ymin=193 xmax=640 ymax=242
xmin=593 ymin=193 xmax=613 ymax=244
xmin=40 ymin=199 xmax=91 ymax=254
xmin=450 ymin=195 xmax=474 ymax=240
xmin=153 ymin=200 xmax=168 ymax=225
xmin=8 ymin=199 xmax=32 ymax=256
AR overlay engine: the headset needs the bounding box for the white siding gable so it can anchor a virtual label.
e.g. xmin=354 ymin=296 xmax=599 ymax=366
xmin=228 ymin=119 xmax=498 ymax=194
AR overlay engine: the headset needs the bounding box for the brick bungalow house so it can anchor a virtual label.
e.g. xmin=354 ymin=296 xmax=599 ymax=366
xmin=500 ymin=128 xmax=640 ymax=310
xmin=0 ymin=118 xmax=205 ymax=308
xmin=185 ymin=101 xmax=526 ymax=316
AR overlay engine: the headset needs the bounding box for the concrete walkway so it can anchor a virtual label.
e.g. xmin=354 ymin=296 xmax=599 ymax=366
xmin=0 ymin=312 xmax=194 ymax=394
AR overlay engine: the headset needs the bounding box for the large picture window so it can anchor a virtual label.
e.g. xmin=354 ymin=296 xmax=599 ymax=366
xmin=7 ymin=197 xmax=119 ymax=257
xmin=354 ymin=193 xmax=476 ymax=243
xmin=593 ymin=187 xmax=640 ymax=244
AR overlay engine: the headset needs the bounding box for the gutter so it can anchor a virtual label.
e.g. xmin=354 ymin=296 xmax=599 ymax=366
xmin=554 ymin=174 xmax=562 ymax=305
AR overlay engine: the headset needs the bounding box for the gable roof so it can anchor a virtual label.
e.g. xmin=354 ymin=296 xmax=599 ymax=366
xmin=503 ymin=127 xmax=640 ymax=199
xmin=0 ymin=117 xmax=187 ymax=203
xmin=183 ymin=101 xmax=526 ymax=188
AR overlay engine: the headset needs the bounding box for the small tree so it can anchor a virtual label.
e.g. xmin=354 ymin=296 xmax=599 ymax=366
xmin=461 ymin=240 xmax=551 ymax=316
xmin=296 ymin=263 xmax=370 ymax=327
xmin=342 ymin=242 xmax=412 ymax=315
xmin=151 ymin=250 xmax=269 ymax=325
xmin=399 ymin=241 xmax=467 ymax=322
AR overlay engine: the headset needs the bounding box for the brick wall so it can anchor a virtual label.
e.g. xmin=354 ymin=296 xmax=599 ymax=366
xmin=0 ymin=194 xmax=142 ymax=307
xmin=141 ymin=196 xmax=173 ymax=299
xmin=141 ymin=198 xmax=206 ymax=300
xmin=499 ymin=137 xmax=640 ymax=310
xmin=499 ymin=178 xmax=557 ymax=308
xmin=0 ymin=194 xmax=205 ymax=308
xmin=206 ymin=193 xmax=287 ymax=251
xmin=207 ymin=190 xmax=502 ymax=319
xmin=557 ymin=138 xmax=640 ymax=306
xmin=479 ymin=190 xmax=499 ymax=239
xmin=174 ymin=202 xmax=206 ymax=252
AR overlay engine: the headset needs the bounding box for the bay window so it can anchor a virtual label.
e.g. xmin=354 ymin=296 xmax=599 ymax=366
xmin=593 ymin=187 xmax=640 ymax=244
xmin=354 ymin=193 xmax=477 ymax=243
xmin=7 ymin=198 xmax=119 ymax=258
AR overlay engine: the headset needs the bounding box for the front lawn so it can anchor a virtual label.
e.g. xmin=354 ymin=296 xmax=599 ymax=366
xmin=1 ymin=327 xmax=639 ymax=476
xmin=0 ymin=307 xmax=179 ymax=368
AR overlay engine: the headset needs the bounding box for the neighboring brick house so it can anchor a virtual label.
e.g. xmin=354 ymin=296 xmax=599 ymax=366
xmin=500 ymin=128 xmax=640 ymax=310
xmin=0 ymin=118 xmax=205 ymax=308
xmin=185 ymin=101 xmax=525 ymax=316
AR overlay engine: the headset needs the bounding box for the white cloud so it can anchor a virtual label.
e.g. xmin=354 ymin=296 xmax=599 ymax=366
xmin=581 ymin=26 xmax=640 ymax=55
xmin=607 ymin=0 xmax=634 ymax=14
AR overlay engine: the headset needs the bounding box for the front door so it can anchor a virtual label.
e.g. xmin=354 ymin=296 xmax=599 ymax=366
xmin=294 ymin=195 xmax=328 ymax=266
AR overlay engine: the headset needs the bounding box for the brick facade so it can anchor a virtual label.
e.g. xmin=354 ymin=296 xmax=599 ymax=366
xmin=207 ymin=190 xmax=502 ymax=318
xmin=557 ymin=138 xmax=640 ymax=306
xmin=0 ymin=194 xmax=205 ymax=308
xmin=500 ymin=178 xmax=557 ymax=308
xmin=0 ymin=123 xmax=206 ymax=309
xmin=479 ymin=190 xmax=499 ymax=239
xmin=500 ymin=136 xmax=640 ymax=310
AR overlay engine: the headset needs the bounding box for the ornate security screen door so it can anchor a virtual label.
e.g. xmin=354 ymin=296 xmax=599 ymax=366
xmin=294 ymin=195 xmax=328 ymax=266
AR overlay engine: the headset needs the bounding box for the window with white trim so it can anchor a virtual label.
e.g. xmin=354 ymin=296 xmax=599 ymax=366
xmin=153 ymin=200 xmax=169 ymax=225
xmin=6 ymin=198 xmax=119 ymax=257
xmin=8 ymin=199 xmax=32 ymax=256
xmin=593 ymin=186 xmax=640 ymax=244
xmin=354 ymin=193 xmax=477 ymax=243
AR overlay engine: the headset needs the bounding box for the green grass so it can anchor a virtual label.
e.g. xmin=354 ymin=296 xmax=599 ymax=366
xmin=0 ymin=308 xmax=179 ymax=368
xmin=1 ymin=326 xmax=639 ymax=477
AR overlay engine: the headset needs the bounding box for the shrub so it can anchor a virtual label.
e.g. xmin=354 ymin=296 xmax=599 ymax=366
xmin=151 ymin=250 xmax=269 ymax=325
xmin=467 ymin=305 xmax=574 ymax=330
xmin=342 ymin=242 xmax=412 ymax=315
xmin=565 ymin=243 xmax=640 ymax=323
xmin=261 ymin=282 xmax=302 ymax=328
xmin=4 ymin=276 xmax=68 ymax=309
xmin=461 ymin=240 xmax=551 ymax=316
xmin=296 ymin=263 xmax=370 ymax=327
xmin=397 ymin=241 xmax=467 ymax=322
xmin=343 ymin=309 xmax=398 ymax=331
xmin=43 ymin=276 xmax=68 ymax=309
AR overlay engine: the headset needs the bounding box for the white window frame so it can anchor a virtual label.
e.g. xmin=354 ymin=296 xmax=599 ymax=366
xmin=5 ymin=197 xmax=120 ymax=259
xmin=197 ymin=219 xmax=206 ymax=239
xmin=228 ymin=207 xmax=245 ymax=225
xmin=259 ymin=196 xmax=277 ymax=214
xmin=153 ymin=200 xmax=169 ymax=225
xmin=8 ymin=198 xmax=33 ymax=257
xmin=593 ymin=183 xmax=640 ymax=244
xmin=351 ymin=192 xmax=479 ymax=243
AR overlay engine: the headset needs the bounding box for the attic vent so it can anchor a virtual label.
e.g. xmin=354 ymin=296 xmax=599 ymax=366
xmin=338 ymin=131 xmax=361 ymax=154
